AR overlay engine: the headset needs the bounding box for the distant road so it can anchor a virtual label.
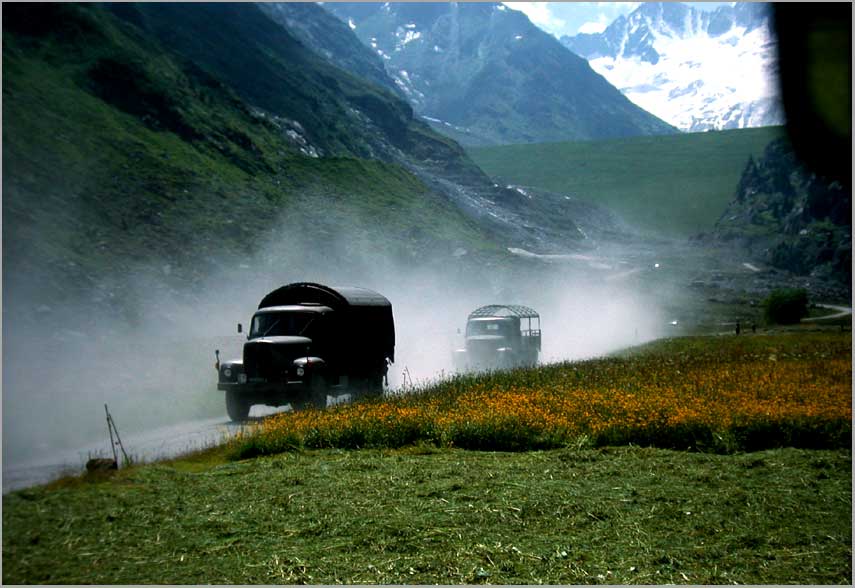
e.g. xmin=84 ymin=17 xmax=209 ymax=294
xmin=2 ymin=416 xmax=243 ymax=494
xmin=801 ymin=304 xmax=852 ymax=322
xmin=3 ymin=395 xmax=358 ymax=494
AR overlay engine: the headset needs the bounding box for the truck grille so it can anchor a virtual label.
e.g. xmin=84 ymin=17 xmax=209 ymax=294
xmin=244 ymin=342 xmax=301 ymax=381
xmin=467 ymin=339 xmax=501 ymax=360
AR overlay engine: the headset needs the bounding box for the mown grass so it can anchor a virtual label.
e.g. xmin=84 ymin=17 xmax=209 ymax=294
xmin=232 ymin=332 xmax=851 ymax=458
xmin=3 ymin=446 xmax=850 ymax=584
xmin=468 ymin=126 xmax=786 ymax=238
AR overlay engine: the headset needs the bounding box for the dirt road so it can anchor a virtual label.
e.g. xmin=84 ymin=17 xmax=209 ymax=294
xmin=801 ymin=304 xmax=852 ymax=322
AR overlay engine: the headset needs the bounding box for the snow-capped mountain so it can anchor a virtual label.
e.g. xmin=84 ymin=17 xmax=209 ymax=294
xmin=561 ymin=3 xmax=784 ymax=132
xmin=325 ymin=2 xmax=676 ymax=146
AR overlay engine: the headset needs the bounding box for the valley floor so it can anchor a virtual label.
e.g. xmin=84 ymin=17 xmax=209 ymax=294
xmin=3 ymin=331 xmax=851 ymax=585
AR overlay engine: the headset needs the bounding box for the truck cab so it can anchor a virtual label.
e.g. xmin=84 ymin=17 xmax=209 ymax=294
xmin=454 ymin=305 xmax=541 ymax=372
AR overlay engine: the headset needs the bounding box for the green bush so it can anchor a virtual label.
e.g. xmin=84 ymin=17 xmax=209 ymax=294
xmin=763 ymin=288 xmax=809 ymax=325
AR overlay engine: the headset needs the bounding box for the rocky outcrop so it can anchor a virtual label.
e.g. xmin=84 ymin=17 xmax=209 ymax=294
xmin=706 ymin=137 xmax=851 ymax=288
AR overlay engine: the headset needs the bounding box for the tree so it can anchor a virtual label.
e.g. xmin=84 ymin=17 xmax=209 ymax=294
xmin=763 ymin=288 xmax=809 ymax=325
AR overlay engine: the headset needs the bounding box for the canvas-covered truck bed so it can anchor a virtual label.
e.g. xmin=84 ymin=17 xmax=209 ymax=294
xmin=257 ymin=282 xmax=395 ymax=365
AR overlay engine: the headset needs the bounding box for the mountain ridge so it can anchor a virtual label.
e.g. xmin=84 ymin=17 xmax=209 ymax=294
xmin=2 ymin=3 xmax=496 ymax=322
xmin=325 ymin=1 xmax=677 ymax=146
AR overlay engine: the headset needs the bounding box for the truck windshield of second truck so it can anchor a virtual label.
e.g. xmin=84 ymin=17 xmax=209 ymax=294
xmin=467 ymin=320 xmax=513 ymax=337
xmin=251 ymin=312 xmax=317 ymax=338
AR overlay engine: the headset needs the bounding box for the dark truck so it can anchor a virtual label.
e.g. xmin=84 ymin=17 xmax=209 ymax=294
xmin=453 ymin=305 xmax=541 ymax=372
xmin=216 ymin=282 xmax=394 ymax=421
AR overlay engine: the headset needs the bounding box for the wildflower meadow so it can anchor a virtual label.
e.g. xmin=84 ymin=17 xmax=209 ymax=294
xmin=232 ymin=332 xmax=851 ymax=458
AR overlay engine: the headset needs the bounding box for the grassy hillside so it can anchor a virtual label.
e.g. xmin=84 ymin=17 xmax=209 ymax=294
xmin=468 ymin=127 xmax=787 ymax=238
xmin=3 ymin=333 xmax=851 ymax=584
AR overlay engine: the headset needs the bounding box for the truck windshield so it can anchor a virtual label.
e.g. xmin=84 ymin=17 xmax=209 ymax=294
xmin=467 ymin=320 xmax=513 ymax=337
xmin=250 ymin=312 xmax=316 ymax=338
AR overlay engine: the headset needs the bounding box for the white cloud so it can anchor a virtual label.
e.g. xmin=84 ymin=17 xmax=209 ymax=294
xmin=503 ymin=2 xmax=567 ymax=36
xmin=577 ymin=15 xmax=609 ymax=35
xmin=597 ymin=2 xmax=640 ymax=12
xmin=503 ymin=2 xmax=648 ymax=38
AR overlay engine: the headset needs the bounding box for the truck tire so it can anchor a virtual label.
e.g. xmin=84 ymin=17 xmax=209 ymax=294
xmin=226 ymin=390 xmax=251 ymax=421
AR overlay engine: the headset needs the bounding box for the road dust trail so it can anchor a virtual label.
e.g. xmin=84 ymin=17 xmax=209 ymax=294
xmin=2 ymin=393 xmax=363 ymax=494
xmin=2 ymin=235 xmax=672 ymax=494
xmin=3 ymin=417 xmax=241 ymax=494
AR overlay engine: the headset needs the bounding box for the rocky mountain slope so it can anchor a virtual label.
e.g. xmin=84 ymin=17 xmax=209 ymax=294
xmin=561 ymin=2 xmax=784 ymax=132
xmin=325 ymin=2 xmax=677 ymax=146
xmin=703 ymin=137 xmax=850 ymax=288
xmin=258 ymin=2 xmax=402 ymax=99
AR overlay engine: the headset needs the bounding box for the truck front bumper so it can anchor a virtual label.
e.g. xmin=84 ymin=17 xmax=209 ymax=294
xmin=217 ymin=379 xmax=307 ymax=395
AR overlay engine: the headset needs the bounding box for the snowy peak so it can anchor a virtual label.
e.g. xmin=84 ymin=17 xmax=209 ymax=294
xmin=561 ymin=2 xmax=782 ymax=132
xmin=326 ymin=1 xmax=676 ymax=146
xmin=572 ymin=2 xmax=771 ymax=63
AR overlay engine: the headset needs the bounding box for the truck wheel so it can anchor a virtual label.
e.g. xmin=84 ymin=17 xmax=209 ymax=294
xmin=226 ymin=390 xmax=251 ymax=421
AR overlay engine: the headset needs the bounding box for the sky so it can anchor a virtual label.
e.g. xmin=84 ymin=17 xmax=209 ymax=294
xmin=503 ymin=2 xmax=735 ymax=38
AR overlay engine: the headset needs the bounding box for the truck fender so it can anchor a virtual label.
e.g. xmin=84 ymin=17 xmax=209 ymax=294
xmin=219 ymin=360 xmax=245 ymax=382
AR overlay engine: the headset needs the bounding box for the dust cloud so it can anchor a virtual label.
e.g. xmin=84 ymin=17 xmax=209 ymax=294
xmin=2 ymin=197 xmax=667 ymax=470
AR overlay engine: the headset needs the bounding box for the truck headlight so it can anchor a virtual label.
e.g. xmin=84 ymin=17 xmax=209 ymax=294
xmin=296 ymin=367 xmax=305 ymax=377
xmin=238 ymin=373 xmax=247 ymax=384
xmin=223 ymin=368 xmax=233 ymax=378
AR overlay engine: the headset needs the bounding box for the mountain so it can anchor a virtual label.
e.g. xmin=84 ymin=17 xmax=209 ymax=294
xmin=2 ymin=3 xmax=464 ymax=315
xmin=561 ymin=2 xmax=784 ymax=132
xmin=324 ymin=2 xmax=677 ymax=146
xmin=3 ymin=2 xmax=618 ymax=332
xmin=258 ymin=2 xmax=402 ymax=98
xmin=704 ymin=137 xmax=851 ymax=288
xmin=110 ymin=3 xmax=622 ymax=252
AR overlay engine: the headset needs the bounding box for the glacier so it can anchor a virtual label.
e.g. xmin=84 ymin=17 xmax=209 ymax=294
xmin=563 ymin=3 xmax=785 ymax=132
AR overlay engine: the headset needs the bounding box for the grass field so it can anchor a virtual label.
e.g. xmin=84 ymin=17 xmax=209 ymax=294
xmin=468 ymin=126 xmax=786 ymax=238
xmin=3 ymin=446 xmax=849 ymax=584
xmin=3 ymin=332 xmax=850 ymax=584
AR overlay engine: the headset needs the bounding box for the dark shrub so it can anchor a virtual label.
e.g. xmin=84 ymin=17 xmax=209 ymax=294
xmin=763 ymin=288 xmax=809 ymax=325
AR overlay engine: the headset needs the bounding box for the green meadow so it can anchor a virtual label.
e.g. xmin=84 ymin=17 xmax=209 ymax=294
xmin=469 ymin=126 xmax=786 ymax=238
